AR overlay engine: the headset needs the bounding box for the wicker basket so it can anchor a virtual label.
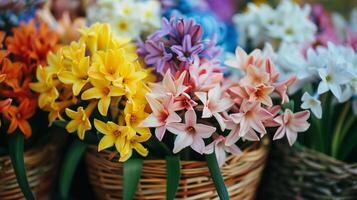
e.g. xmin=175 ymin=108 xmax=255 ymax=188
xmin=85 ymin=139 xmax=269 ymax=200
xmin=258 ymin=142 xmax=357 ymax=200
xmin=0 ymin=137 xmax=61 ymax=200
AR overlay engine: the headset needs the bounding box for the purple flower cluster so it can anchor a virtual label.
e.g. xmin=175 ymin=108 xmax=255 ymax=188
xmin=137 ymin=15 xmax=221 ymax=75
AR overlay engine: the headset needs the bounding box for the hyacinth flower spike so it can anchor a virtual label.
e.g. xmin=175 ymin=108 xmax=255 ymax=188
xmin=167 ymin=109 xmax=216 ymax=154
xmin=139 ymin=94 xmax=181 ymax=141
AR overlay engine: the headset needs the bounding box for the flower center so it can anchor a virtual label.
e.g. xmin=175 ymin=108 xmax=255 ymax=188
xmin=186 ymin=126 xmax=196 ymax=134
xmin=158 ymin=110 xmax=169 ymax=122
xmin=326 ymin=75 xmax=333 ymax=82
xmin=113 ymin=130 xmax=121 ymax=137
xmin=102 ymin=87 xmax=110 ymax=95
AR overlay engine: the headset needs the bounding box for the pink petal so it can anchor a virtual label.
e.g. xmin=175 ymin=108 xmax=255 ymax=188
xmin=194 ymin=124 xmax=216 ymax=138
xmin=166 ymin=111 xmax=182 ymax=124
xmin=195 ymin=92 xmax=207 ymax=105
xmin=173 ymin=134 xmax=193 ymax=153
xmin=185 ymin=109 xmax=197 ymax=127
xmin=230 ymin=113 xmax=243 ymax=124
xmin=191 ymin=135 xmax=205 ymax=154
xmin=242 ymin=129 xmax=260 ymax=141
xmin=202 ymin=106 xmax=212 ymax=118
xmin=294 ymin=110 xmax=310 ymax=121
xmin=167 ymin=122 xmax=187 ymax=135
xmin=225 ymin=125 xmax=240 ymax=146
xmin=273 ymin=126 xmax=286 ymax=140
xmin=146 ymin=94 xmax=163 ymax=115
xmin=286 ymin=128 xmax=298 ymax=146
xmin=215 ymin=146 xmax=227 ymax=167
xmin=213 ymin=112 xmax=226 ymax=131
xmin=215 ymin=98 xmax=234 ymax=113
xmin=163 ymin=70 xmax=176 ymax=94
xmin=208 ymin=85 xmax=221 ymax=101
xmin=139 ymin=114 xmax=163 ymax=127
xmin=249 ymin=120 xmax=266 ymax=135
xmin=155 ymin=126 xmax=167 ymax=141
xmin=289 ymin=121 xmax=310 ymax=132
xmin=203 ymin=141 xmax=215 ymax=154
xmin=225 ymin=144 xmax=242 ymax=155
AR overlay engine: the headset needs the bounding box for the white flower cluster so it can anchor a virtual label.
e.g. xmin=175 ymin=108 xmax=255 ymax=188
xmin=86 ymin=0 xmax=161 ymax=39
xmin=265 ymin=42 xmax=357 ymax=117
xmin=234 ymin=0 xmax=316 ymax=48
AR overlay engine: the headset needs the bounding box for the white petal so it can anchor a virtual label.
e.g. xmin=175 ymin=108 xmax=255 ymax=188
xmin=286 ymin=128 xmax=298 ymax=146
xmin=173 ymin=134 xmax=193 ymax=153
xmin=190 ymin=135 xmax=205 ymax=154
xmin=317 ymin=81 xmax=329 ymax=94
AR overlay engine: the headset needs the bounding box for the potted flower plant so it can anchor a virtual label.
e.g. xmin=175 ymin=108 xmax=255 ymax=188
xmin=233 ymin=1 xmax=357 ymax=199
xmin=0 ymin=17 xmax=61 ymax=200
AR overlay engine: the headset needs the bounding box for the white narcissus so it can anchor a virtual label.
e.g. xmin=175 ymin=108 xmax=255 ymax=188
xmin=301 ymin=92 xmax=322 ymax=119
xmin=167 ymin=110 xmax=216 ymax=154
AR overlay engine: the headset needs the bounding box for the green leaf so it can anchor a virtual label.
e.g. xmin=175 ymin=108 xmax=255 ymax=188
xmin=205 ymin=153 xmax=229 ymax=200
xmin=123 ymin=158 xmax=143 ymax=200
xmin=59 ymin=139 xmax=87 ymax=200
xmin=53 ymin=120 xmax=68 ymax=128
xmin=281 ymin=100 xmax=295 ymax=112
xmin=166 ymin=155 xmax=181 ymax=200
xmin=8 ymin=131 xmax=35 ymax=200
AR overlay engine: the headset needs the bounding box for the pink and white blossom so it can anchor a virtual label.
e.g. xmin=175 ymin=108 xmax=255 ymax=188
xmin=273 ymin=109 xmax=310 ymax=146
xmin=167 ymin=110 xmax=216 ymax=154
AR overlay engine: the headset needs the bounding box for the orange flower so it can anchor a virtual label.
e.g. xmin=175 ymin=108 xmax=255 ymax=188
xmin=5 ymin=20 xmax=59 ymax=73
xmin=0 ymin=98 xmax=12 ymax=127
xmin=3 ymin=99 xmax=36 ymax=138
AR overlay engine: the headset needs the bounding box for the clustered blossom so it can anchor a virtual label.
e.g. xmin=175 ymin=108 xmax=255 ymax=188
xmin=137 ymin=16 xmax=221 ymax=76
xmin=30 ymin=23 xmax=154 ymax=161
xmin=86 ymin=0 xmax=161 ymax=39
xmin=140 ymin=36 xmax=311 ymax=166
xmin=0 ymin=21 xmax=59 ymax=137
xmin=233 ymin=0 xmax=316 ymax=48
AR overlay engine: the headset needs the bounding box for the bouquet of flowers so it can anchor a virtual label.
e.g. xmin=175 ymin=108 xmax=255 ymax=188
xmin=0 ymin=19 xmax=59 ymax=199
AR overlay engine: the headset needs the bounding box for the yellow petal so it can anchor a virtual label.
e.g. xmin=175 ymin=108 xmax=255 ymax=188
xmin=115 ymin=136 xmax=125 ymax=152
xmin=58 ymin=71 xmax=78 ymax=84
xmin=134 ymin=127 xmax=151 ymax=136
xmin=65 ymin=108 xmax=78 ymax=119
xmin=72 ymin=80 xmax=88 ymax=96
xmin=119 ymin=149 xmax=132 ymax=162
xmin=109 ymin=86 xmax=125 ymax=97
xmin=66 ymin=120 xmax=78 ymax=133
xmin=81 ymin=87 xmax=103 ymax=100
xmin=77 ymin=125 xmax=86 ymax=140
xmin=98 ymin=135 xmax=115 ymax=151
xmin=132 ymin=142 xmax=148 ymax=157
xmin=98 ymin=96 xmax=110 ymax=116
xmin=94 ymin=119 xmax=109 ymax=135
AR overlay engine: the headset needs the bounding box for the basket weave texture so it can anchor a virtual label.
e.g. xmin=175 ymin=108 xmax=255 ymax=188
xmin=0 ymin=138 xmax=61 ymax=200
xmin=85 ymin=140 xmax=269 ymax=200
xmin=258 ymin=142 xmax=357 ymax=200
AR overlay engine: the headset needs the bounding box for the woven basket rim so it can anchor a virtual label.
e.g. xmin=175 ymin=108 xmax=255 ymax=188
xmin=292 ymin=143 xmax=357 ymax=167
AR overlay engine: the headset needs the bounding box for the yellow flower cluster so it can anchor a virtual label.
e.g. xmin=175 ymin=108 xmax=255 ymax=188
xmin=30 ymin=23 xmax=153 ymax=161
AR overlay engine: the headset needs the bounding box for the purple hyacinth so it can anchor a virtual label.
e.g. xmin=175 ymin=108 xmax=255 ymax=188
xmin=137 ymin=15 xmax=221 ymax=76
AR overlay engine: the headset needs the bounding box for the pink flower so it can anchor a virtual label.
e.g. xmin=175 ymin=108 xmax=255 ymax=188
xmin=172 ymin=92 xmax=198 ymax=111
xmin=273 ymin=109 xmax=310 ymax=146
xmin=246 ymin=84 xmax=274 ymax=107
xmin=274 ymin=76 xmax=297 ymax=104
xmin=139 ymin=94 xmax=181 ymax=141
xmin=150 ymin=70 xmax=188 ymax=97
xmin=225 ymin=47 xmax=263 ymax=72
xmin=195 ymin=85 xmax=234 ymax=131
xmin=189 ymin=56 xmax=223 ymax=92
xmin=226 ymin=100 xmax=272 ymax=145
xmin=167 ymin=110 xmax=216 ymax=154
xmin=203 ymin=134 xmax=242 ymax=167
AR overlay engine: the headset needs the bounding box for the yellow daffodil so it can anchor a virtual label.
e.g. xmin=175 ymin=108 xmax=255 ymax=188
xmin=78 ymin=23 xmax=111 ymax=54
xmin=81 ymin=78 xmax=125 ymax=116
xmin=58 ymin=56 xmax=90 ymax=95
xmin=94 ymin=119 xmax=135 ymax=152
xmin=119 ymin=61 xmax=147 ymax=95
xmin=89 ymin=49 xmax=128 ymax=85
xmin=30 ymin=65 xmax=59 ymax=108
xmin=119 ymin=133 xmax=150 ymax=162
xmin=124 ymin=102 xmax=151 ymax=136
xmin=65 ymin=102 xmax=96 ymax=139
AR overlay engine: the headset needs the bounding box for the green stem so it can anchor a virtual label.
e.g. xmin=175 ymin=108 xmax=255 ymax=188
xmin=331 ymin=102 xmax=351 ymax=158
